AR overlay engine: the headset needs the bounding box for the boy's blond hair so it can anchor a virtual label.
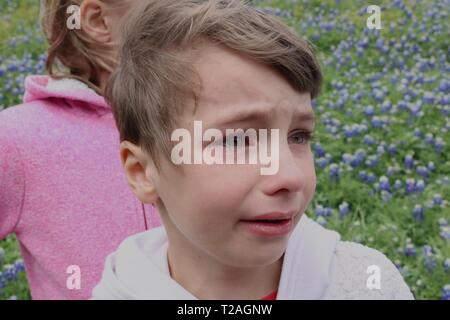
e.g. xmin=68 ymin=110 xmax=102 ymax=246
xmin=106 ymin=0 xmax=323 ymax=169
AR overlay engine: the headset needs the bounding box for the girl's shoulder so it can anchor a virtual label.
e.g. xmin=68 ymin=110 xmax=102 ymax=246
xmin=0 ymin=99 xmax=62 ymax=152
xmin=0 ymin=75 xmax=108 ymax=127
xmin=325 ymin=241 xmax=414 ymax=300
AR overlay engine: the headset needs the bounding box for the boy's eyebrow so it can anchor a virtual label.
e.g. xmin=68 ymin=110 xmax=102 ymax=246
xmin=214 ymin=107 xmax=316 ymax=127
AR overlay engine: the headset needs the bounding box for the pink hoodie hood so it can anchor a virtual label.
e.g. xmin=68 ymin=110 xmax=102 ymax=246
xmin=23 ymin=75 xmax=109 ymax=112
xmin=0 ymin=75 xmax=161 ymax=300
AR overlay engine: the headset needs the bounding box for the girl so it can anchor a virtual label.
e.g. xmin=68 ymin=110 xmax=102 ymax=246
xmin=0 ymin=0 xmax=161 ymax=299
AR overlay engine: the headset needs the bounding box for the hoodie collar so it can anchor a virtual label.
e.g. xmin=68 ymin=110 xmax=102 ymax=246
xmin=277 ymin=214 xmax=340 ymax=299
xmin=94 ymin=227 xmax=197 ymax=300
xmin=93 ymin=214 xmax=340 ymax=300
xmin=23 ymin=75 xmax=110 ymax=111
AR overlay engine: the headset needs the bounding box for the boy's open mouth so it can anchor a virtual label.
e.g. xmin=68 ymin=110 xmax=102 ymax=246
xmin=241 ymin=218 xmax=290 ymax=224
xmin=240 ymin=212 xmax=296 ymax=237
xmin=241 ymin=211 xmax=296 ymax=223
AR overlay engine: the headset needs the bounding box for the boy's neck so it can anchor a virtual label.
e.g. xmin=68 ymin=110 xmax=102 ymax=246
xmin=167 ymin=244 xmax=283 ymax=300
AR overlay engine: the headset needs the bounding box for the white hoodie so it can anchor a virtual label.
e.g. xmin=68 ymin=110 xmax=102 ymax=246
xmin=92 ymin=214 xmax=414 ymax=300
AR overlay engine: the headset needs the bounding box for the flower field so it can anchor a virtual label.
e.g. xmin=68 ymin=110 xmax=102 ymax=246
xmin=0 ymin=0 xmax=448 ymax=300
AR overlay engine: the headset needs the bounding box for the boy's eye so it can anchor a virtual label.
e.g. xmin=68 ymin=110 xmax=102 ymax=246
xmin=288 ymin=130 xmax=314 ymax=145
xmin=223 ymin=134 xmax=250 ymax=148
xmin=220 ymin=130 xmax=314 ymax=147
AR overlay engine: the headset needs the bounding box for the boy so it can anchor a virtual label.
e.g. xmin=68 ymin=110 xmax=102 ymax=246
xmin=93 ymin=0 xmax=413 ymax=299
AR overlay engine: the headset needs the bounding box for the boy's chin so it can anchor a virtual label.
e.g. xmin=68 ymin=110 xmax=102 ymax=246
xmin=225 ymin=244 xmax=287 ymax=269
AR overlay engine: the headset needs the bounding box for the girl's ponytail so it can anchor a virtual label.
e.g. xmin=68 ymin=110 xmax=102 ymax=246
xmin=40 ymin=0 xmax=119 ymax=95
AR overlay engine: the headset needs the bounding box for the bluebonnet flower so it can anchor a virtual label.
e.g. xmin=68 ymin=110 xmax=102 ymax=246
xmin=411 ymin=104 xmax=424 ymax=118
xmin=393 ymin=260 xmax=408 ymax=277
xmin=363 ymin=135 xmax=376 ymax=145
xmin=315 ymin=205 xmax=332 ymax=217
xmin=375 ymin=38 xmax=384 ymax=50
xmin=432 ymin=194 xmax=443 ymax=206
xmin=14 ymin=260 xmax=25 ymax=273
xmin=404 ymin=154 xmax=414 ymax=170
xmin=413 ymin=128 xmax=422 ymax=137
xmin=394 ymin=179 xmax=403 ymax=189
xmin=372 ymin=89 xmax=385 ymax=102
xmin=343 ymin=125 xmax=358 ymax=138
xmin=7 ymin=60 xmax=18 ymax=73
xmin=365 ymin=155 xmax=379 ymax=168
xmin=314 ymin=142 xmax=326 ymax=157
xmin=412 ymin=205 xmax=424 ymax=221
xmin=440 ymin=226 xmax=450 ymax=240
xmin=427 ymin=161 xmax=435 ymax=171
xmin=391 ymin=74 xmax=398 ymax=84
xmin=329 ymin=163 xmax=341 ymax=181
xmin=349 ymin=154 xmax=363 ymax=168
xmin=0 ymin=258 xmax=25 ymax=293
xmin=405 ymin=178 xmax=416 ymax=193
xmin=381 ymin=190 xmax=392 ymax=202
xmin=316 ymin=216 xmax=327 ymax=226
xmin=316 ymin=157 xmax=328 ymax=169
xmin=425 ymin=133 xmax=434 ymax=144
xmin=387 ymin=143 xmax=398 ymax=155
xmin=387 ymin=166 xmax=396 ymax=177
xmin=370 ymin=116 xmax=384 ymax=128
xmin=2 ymin=265 xmax=17 ymax=282
xmin=358 ymin=170 xmax=368 ymax=182
xmin=354 ymin=148 xmax=366 ymax=161
xmin=381 ymin=100 xmax=392 ymax=113
xmin=416 ymin=166 xmax=429 ymax=178
xmin=378 ymin=176 xmax=390 ymax=191
xmin=364 ymin=105 xmax=375 ymax=117
xmin=404 ymin=243 xmax=416 ymax=257
xmin=422 ymin=245 xmax=437 ymax=271
xmin=438 ymin=79 xmax=448 ymax=92
xmin=283 ymin=10 xmax=292 ymax=19
xmin=0 ymin=273 xmax=6 ymax=290
xmin=423 ymin=92 xmax=434 ymax=104
xmin=341 ymin=153 xmax=353 ymax=165
xmin=325 ymin=125 xmax=338 ymax=135
xmin=441 ymin=284 xmax=450 ymax=300
xmin=317 ymin=204 xmax=332 ymax=217
xmin=376 ymin=144 xmax=385 ymax=154
xmin=438 ymin=218 xmax=448 ymax=227
xmin=415 ymin=179 xmax=426 ymax=192
xmin=366 ymin=172 xmax=376 ymax=184
xmin=444 ymin=259 xmax=450 ymax=272
xmin=339 ymin=202 xmax=350 ymax=218
xmin=12 ymin=87 xmax=20 ymax=96
xmin=352 ymin=92 xmax=363 ymax=102
xmin=434 ymin=137 xmax=445 ymax=153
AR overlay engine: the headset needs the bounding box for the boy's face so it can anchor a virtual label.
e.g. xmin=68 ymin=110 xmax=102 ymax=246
xmin=136 ymin=43 xmax=316 ymax=268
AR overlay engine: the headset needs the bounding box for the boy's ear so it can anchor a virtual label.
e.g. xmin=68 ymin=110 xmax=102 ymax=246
xmin=80 ymin=0 xmax=113 ymax=43
xmin=120 ymin=141 xmax=159 ymax=204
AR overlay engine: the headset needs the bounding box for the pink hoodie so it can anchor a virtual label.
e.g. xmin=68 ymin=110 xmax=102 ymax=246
xmin=0 ymin=75 xmax=162 ymax=299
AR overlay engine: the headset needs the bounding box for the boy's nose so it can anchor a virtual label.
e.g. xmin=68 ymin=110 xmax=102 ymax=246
xmin=261 ymin=144 xmax=306 ymax=196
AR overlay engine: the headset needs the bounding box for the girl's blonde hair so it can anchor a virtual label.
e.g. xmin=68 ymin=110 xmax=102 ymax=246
xmin=40 ymin=0 xmax=124 ymax=94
